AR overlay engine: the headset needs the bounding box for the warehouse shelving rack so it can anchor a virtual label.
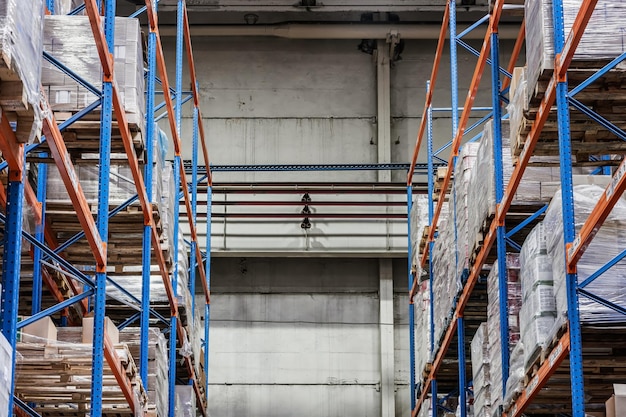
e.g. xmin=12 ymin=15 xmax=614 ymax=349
xmin=0 ymin=1 xmax=214 ymax=416
xmin=406 ymin=0 xmax=626 ymax=416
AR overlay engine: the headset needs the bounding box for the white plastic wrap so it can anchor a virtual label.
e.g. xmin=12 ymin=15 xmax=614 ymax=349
xmin=471 ymin=323 xmax=491 ymax=417
xmin=410 ymin=194 xmax=429 ymax=268
xmin=507 ymin=67 xmax=527 ymax=154
xmin=486 ymin=254 xmax=521 ymax=412
xmin=503 ymin=342 xmax=525 ymax=409
xmin=417 ymin=398 xmax=432 ymax=417
xmin=415 ymin=280 xmax=433 ymax=379
xmin=544 ymin=184 xmax=626 ymax=325
xmin=525 ymin=0 xmax=626 ymax=102
xmin=519 ymin=222 xmax=558 ymax=367
xmin=0 ymin=0 xmax=44 ymax=143
xmin=454 ymin=143 xmax=479 ymax=277
xmin=175 ymin=385 xmax=196 ymax=417
xmin=0 ymin=332 xmax=11 ymax=417
xmin=42 ymin=16 xmax=145 ymax=130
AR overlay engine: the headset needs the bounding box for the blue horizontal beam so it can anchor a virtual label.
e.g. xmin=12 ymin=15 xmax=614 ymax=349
xmin=578 ymin=246 xmax=626 ymax=289
xmin=43 ymin=51 xmax=101 ymax=97
xmin=570 ymin=52 xmax=626 ymax=97
xmin=506 ymin=204 xmax=548 ymax=238
xmin=568 ymin=97 xmax=626 ymax=141
xmin=17 ymin=289 xmax=95 ymax=330
xmin=457 ymin=14 xmax=489 ymax=39
xmin=578 ymin=288 xmax=626 ymax=316
xmin=185 ymin=163 xmax=443 ymax=173
xmin=0 ymin=212 xmax=96 ymax=288
xmin=118 ymin=312 xmax=141 ymax=330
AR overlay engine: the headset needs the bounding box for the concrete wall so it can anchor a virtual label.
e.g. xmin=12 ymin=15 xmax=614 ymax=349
xmin=205 ymin=257 xmax=409 ymax=417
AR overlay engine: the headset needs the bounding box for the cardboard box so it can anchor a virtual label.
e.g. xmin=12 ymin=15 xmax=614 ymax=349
xmin=18 ymin=316 xmax=57 ymax=343
xmin=606 ymin=384 xmax=626 ymax=417
xmin=82 ymin=316 xmax=119 ymax=345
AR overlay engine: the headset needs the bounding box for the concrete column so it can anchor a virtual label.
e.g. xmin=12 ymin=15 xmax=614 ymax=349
xmin=379 ymin=259 xmax=395 ymax=417
xmin=376 ymin=39 xmax=392 ymax=183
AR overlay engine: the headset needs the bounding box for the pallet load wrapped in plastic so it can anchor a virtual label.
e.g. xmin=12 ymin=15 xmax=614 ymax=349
xmin=0 ymin=332 xmax=12 ymax=417
xmin=525 ymin=0 xmax=626 ymax=103
xmin=175 ymin=385 xmax=196 ymax=417
xmin=507 ymin=67 xmax=528 ymax=155
xmin=0 ymin=0 xmax=44 ymax=143
xmin=453 ymin=142 xmax=479 ymax=278
xmin=432 ymin=202 xmax=458 ymax=352
xmin=545 ymin=184 xmax=626 ymax=326
xmin=119 ymin=328 xmax=170 ymax=417
xmin=503 ymin=342 xmax=525 ymax=410
xmin=418 ymin=398 xmax=432 ymax=417
xmin=410 ymin=194 xmax=430 ymax=269
xmin=471 ymin=323 xmax=492 ymax=417
xmin=42 ymin=15 xmax=145 ymax=133
xmin=486 ymin=254 xmax=521 ymax=414
xmin=468 ymin=119 xmax=561 ymax=254
xmin=518 ymin=222 xmax=557 ymax=370
xmin=415 ymin=280 xmax=432 ymax=379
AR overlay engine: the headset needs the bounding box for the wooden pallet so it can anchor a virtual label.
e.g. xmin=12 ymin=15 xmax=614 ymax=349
xmin=514 ymin=65 xmax=626 ymax=162
xmin=15 ymin=341 xmax=148 ymax=417
xmin=0 ymin=51 xmax=41 ymax=143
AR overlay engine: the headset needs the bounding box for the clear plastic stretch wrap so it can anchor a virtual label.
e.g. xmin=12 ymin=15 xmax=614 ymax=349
xmin=519 ymin=222 xmax=557 ymax=368
xmin=417 ymin=398 xmax=432 ymax=417
xmin=544 ymin=184 xmax=626 ymax=325
xmin=119 ymin=328 xmax=170 ymax=417
xmin=471 ymin=323 xmax=492 ymax=417
xmin=432 ymin=202 xmax=458 ymax=352
xmin=0 ymin=332 xmax=12 ymax=417
xmin=161 ymin=164 xmax=177 ymax=264
xmin=503 ymin=342 xmax=525 ymax=409
xmin=525 ymin=0 xmax=626 ymax=102
xmin=454 ymin=142 xmax=479 ymax=276
xmin=415 ymin=280 xmax=432 ymax=377
xmin=175 ymin=385 xmax=196 ymax=417
xmin=468 ymin=119 xmax=561 ymax=251
xmin=486 ymin=254 xmax=521 ymax=412
xmin=507 ymin=67 xmax=527 ymax=154
xmin=0 ymin=0 xmax=44 ymax=144
xmin=42 ymin=15 xmax=145 ymax=130
xmin=410 ymin=194 xmax=430 ymax=268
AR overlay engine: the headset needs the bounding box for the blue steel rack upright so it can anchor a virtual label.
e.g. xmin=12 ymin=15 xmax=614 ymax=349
xmin=0 ymin=0 xmax=214 ymax=416
xmin=408 ymin=0 xmax=626 ymax=417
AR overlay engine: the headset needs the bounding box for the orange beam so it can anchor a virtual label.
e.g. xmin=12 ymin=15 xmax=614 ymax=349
xmin=103 ymin=333 xmax=136 ymax=409
xmin=505 ymin=331 xmax=570 ymax=417
xmin=41 ymin=107 xmax=107 ymax=269
xmin=182 ymin=5 xmax=213 ymax=186
xmin=146 ymin=1 xmax=210 ymax=306
xmin=406 ymin=2 xmax=450 ymax=184
xmin=419 ymin=10 xmax=496 ymax=269
xmin=0 ymin=113 xmax=24 ymax=178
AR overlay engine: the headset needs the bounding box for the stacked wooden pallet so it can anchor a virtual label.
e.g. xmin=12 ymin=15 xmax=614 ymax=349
xmin=15 ymin=339 xmax=148 ymax=417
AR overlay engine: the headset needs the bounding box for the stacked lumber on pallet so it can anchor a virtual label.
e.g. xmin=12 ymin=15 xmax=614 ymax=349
xmin=0 ymin=0 xmax=44 ymax=143
xmin=15 ymin=320 xmax=148 ymax=417
xmin=414 ymin=279 xmax=432 ymax=382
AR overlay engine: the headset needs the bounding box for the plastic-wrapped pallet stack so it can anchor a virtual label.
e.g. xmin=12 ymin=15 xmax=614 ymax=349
xmin=119 ymin=328 xmax=170 ymax=417
xmin=471 ymin=323 xmax=492 ymax=417
xmin=0 ymin=332 xmax=12 ymax=417
xmin=410 ymin=195 xmax=430 ymax=270
xmin=485 ymin=254 xmax=521 ymax=414
xmin=518 ymin=223 xmax=557 ymax=369
xmin=42 ymin=15 xmax=145 ymax=133
xmin=0 ymin=0 xmax=44 ymax=143
xmin=468 ymin=119 xmax=512 ymax=251
xmin=418 ymin=398 xmax=432 ymax=417
xmin=525 ymin=0 xmax=626 ymax=103
xmin=175 ymin=385 xmax=196 ymax=417
xmin=414 ymin=280 xmax=432 ymax=379
xmin=453 ymin=142 xmax=479 ymax=279
xmin=545 ymin=184 xmax=626 ymax=326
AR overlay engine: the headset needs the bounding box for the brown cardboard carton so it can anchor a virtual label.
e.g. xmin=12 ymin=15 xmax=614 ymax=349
xmin=82 ymin=316 xmax=120 ymax=345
